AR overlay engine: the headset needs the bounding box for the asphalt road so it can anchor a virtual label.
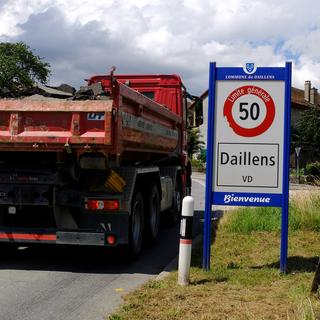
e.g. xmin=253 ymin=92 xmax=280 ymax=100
xmin=0 ymin=174 xmax=206 ymax=320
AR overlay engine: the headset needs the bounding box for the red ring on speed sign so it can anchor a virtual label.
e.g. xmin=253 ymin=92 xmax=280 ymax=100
xmin=223 ymin=85 xmax=275 ymax=137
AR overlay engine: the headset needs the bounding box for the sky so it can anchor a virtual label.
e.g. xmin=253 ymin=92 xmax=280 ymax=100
xmin=0 ymin=0 xmax=320 ymax=95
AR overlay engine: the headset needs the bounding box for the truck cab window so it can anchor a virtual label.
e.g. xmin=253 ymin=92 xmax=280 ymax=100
xmin=140 ymin=91 xmax=155 ymax=100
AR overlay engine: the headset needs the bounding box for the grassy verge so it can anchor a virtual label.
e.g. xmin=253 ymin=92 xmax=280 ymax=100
xmin=109 ymin=192 xmax=320 ymax=320
xmin=224 ymin=192 xmax=320 ymax=234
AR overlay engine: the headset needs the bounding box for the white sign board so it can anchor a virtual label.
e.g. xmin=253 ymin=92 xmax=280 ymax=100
xmin=213 ymin=81 xmax=285 ymax=196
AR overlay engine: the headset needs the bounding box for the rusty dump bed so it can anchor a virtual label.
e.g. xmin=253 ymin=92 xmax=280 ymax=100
xmin=0 ymin=82 xmax=181 ymax=155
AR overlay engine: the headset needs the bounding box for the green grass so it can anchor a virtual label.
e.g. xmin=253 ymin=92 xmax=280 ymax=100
xmin=109 ymin=191 xmax=320 ymax=320
xmin=223 ymin=206 xmax=281 ymax=233
xmin=289 ymin=195 xmax=320 ymax=231
xmin=110 ymin=230 xmax=320 ymax=319
xmin=223 ymin=193 xmax=320 ymax=234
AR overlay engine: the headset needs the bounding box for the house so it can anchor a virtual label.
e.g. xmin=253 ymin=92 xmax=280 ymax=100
xmin=291 ymin=81 xmax=318 ymax=124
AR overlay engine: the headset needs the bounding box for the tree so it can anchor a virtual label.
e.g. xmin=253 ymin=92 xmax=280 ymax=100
xmin=297 ymin=107 xmax=320 ymax=145
xmin=0 ymin=42 xmax=50 ymax=94
xmin=295 ymin=106 xmax=320 ymax=158
xmin=187 ymin=128 xmax=205 ymax=157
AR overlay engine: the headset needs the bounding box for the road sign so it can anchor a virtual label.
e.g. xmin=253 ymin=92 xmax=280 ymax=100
xmin=203 ymin=62 xmax=292 ymax=273
xmin=295 ymin=146 xmax=301 ymax=157
xmin=223 ymin=85 xmax=275 ymax=137
xmin=213 ymin=78 xmax=286 ymax=206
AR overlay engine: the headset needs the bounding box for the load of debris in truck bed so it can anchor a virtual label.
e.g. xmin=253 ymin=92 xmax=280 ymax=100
xmin=0 ymin=81 xmax=111 ymax=101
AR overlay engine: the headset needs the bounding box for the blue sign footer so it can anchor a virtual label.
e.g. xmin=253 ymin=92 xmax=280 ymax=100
xmin=213 ymin=192 xmax=282 ymax=207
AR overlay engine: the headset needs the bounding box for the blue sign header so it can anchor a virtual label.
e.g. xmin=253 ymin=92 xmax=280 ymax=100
xmin=216 ymin=67 xmax=286 ymax=81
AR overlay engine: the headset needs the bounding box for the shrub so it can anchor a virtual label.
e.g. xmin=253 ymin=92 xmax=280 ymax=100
xmin=305 ymin=161 xmax=320 ymax=177
xmin=190 ymin=158 xmax=205 ymax=172
xmin=197 ymin=149 xmax=206 ymax=163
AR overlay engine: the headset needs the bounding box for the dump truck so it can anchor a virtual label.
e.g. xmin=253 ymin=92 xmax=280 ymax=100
xmin=0 ymin=70 xmax=203 ymax=256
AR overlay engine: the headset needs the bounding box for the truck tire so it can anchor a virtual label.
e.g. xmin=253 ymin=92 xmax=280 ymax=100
xmin=167 ymin=182 xmax=182 ymax=225
xmin=0 ymin=243 xmax=16 ymax=257
xmin=145 ymin=184 xmax=160 ymax=242
xmin=128 ymin=191 xmax=145 ymax=257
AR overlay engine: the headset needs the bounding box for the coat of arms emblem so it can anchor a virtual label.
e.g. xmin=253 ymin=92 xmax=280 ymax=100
xmin=245 ymin=63 xmax=255 ymax=73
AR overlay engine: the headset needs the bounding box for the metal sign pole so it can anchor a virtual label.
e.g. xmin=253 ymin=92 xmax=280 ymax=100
xmin=280 ymin=62 xmax=292 ymax=273
xmin=203 ymin=62 xmax=216 ymax=271
xmin=295 ymin=147 xmax=301 ymax=184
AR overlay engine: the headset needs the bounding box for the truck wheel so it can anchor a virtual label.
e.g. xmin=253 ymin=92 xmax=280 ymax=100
xmin=0 ymin=243 xmax=16 ymax=257
xmin=167 ymin=182 xmax=182 ymax=225
xmin=129 ymin=191 xmax=145 ymax=257
xmin=145 ymin=184 xmax=160 ymax=242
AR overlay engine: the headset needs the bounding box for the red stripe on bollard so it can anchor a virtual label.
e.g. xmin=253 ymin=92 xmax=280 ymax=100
xmin=180 ymin=239 xmax=192 ymax=244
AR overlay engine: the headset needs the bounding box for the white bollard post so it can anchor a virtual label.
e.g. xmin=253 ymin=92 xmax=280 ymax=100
xmin=178 ymin=196 xmax=194 ymax=286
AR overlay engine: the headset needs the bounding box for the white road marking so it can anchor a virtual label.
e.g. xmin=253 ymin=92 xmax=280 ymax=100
xmin=192 ymin=178 xmax=206 ymax=188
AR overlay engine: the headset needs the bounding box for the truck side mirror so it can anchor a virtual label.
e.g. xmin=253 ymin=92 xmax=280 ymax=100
xmin=194 ymin=98 xmax=203 ymax=127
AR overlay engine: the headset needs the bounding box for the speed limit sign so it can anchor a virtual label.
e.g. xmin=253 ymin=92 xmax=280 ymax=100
xmin=223 ymin=85 xmax=275 ymax=137
xmin=203 ymin=62 xmax=292 ymax=273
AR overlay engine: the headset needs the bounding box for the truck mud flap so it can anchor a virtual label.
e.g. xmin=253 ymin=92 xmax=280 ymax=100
xmin=56 ymin=232 xmax=106 ymax=246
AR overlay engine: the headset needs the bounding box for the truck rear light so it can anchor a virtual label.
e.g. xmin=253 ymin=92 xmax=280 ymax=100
xmin=8 ymin=206 xmax=16 ymax=214
xmin=85 ymin=199 xmax=119 ymax=211
xmin=107 ymin=235 xmax=117 ymax=245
